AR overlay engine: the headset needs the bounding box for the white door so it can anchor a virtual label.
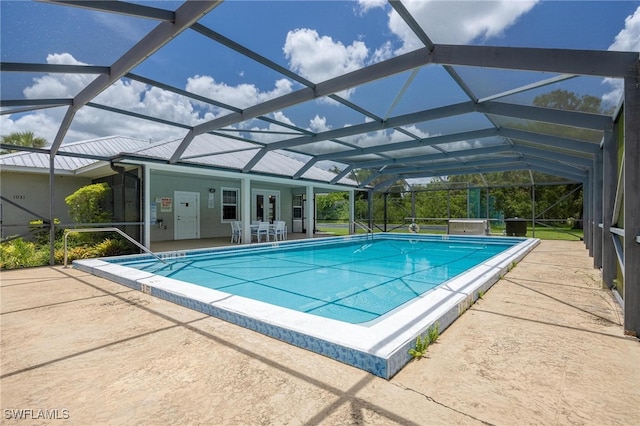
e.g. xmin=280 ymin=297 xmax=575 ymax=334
xmin=252 ymin=189 xmax=280 ymax=223
xmin=175 ymin=191 xmax=200 ymax=240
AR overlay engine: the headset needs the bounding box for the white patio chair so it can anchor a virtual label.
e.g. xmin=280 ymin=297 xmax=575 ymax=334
xmin=230 ymin=221 xmax=242 ymax=244
xmin=251 ymin=221 xmax=270 ymax=243
xmin=270 ymin=221 xmax=286 ymax=241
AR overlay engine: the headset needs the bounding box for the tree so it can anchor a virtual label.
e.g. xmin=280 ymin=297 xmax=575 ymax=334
xmin=532 ymin=89 xmax=603 ymax=114
xmin=328 ymin=166 xmax=411 ymax=224
xmin=527 ymin=89 xmax=607 ymax=142
xmin=316 ymin=192 xmax=349 ymax=221
xmin=490 ymin=186 xmax=532 ymax=218
xmin=444 ymin=90 xmax=595 ymax=220
xmin=1 ymin=131 xmax=47 ymax=154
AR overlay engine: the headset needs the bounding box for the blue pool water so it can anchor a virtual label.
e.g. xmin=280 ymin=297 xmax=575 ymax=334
xmin=110 ymin=236 xmax=516 ymax=324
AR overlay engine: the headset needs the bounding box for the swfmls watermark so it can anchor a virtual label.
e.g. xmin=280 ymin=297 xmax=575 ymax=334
xmin=3 ymin=408 xmax=70 ymax=421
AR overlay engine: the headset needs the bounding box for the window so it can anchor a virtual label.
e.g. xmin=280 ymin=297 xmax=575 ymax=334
xmin=221 ymin=188 xmax=239 ymax=221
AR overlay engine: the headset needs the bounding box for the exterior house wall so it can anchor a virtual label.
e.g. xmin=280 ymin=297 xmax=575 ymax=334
xmin=149 ymin=171 xmax=296 ymax=242
xmin=150 ymin=172 xmax=240 ymax=241
xmin=0 ymin=171 xmax=91 ymax=239
xmin=1 ymin=167 xmax=312 ymax=244
xmin=280 ymin=187 xmax=293 ymax=229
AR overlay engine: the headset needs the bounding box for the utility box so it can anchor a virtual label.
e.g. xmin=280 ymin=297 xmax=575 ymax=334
xmin=447 ymin=219 xmax=488 ymax=235
xmin=505 ymin=218 xmax=528 ymax=236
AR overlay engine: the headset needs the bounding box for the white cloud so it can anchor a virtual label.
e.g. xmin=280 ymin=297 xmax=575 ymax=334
xmin=602 ymin=79 xmax=624 ymax=107
xmin=388 ymin=0 xmax=538 ymax=52
xmin=2 ymin=53 xmax=296 ymax=145
xmin=608 ymin=6 xmax=640 ymax=52
xmin=371 ymin=41 xmax=394 ymax=64
xmin=0 ymin=111 xmax=61 ymax=143
xmin=246 ymin=112 xmax=333 ymax=146
xmin=186 ymin=75 xmax=293 ymax=110
xmin=94 ymin=79 xmax=146 ymax=110
xmin=283 ymin=28 xmax=369 ymax=94
xmin=246 ymin=111 xmax=297 ymax=144
xmin=342 ymin=125 xmax=430 ymax=148
xmin=440 ymin=139 xmax=485 ymax=151
xmin=356 ymin=0 xmax=387 ymax=14
xmin=603 ymin=6 xmax=640 ymax=106
xmin=23 ymin=53 xmax=97 ymax=99
xmin=309 ymin=115 xmax=332 ymax=133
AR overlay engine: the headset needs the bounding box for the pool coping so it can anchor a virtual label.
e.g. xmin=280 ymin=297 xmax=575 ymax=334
xmin=73 ymin=233 xmax=539 ymax=379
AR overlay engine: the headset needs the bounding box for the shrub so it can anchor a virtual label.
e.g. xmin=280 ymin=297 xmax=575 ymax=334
xmin=1 ymin=239 xmax=41 ymax=269
xmin=64 ymin=246 xmax=98 ymax=263
xmin=29 ymin=218 xmax=63 ymax=245
xmin=64 ymin=183 xmax=113 ymax=245
xmin=94 ymin=238 xmax=134 ymax=257
xmin=1 ymin=229 xmax=138 ymax=269
xmin=65 ymin=182 xmax=111 ymax=224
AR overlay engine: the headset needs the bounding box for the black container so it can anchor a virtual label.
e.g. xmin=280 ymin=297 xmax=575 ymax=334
xmin=505 ymin=218 xmax=528 ymax=236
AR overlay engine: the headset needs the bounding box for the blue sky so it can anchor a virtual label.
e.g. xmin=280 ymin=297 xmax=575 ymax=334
xmin=1 ymin=0 xmax=639 ymax=146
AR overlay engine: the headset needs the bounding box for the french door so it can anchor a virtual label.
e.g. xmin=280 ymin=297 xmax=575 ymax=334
xmin=252 ymin=189 xmax=280 ymax=223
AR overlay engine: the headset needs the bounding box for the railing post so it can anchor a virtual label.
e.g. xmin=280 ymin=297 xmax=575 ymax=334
xmin=63 ymin=227 xmax=165 ymax=268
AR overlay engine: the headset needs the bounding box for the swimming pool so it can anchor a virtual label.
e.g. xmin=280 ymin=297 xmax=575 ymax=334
xmin=111 ymin=238 xmax=517 ymax=324
xmin=74 ymin=233 xmax=539 ymax=379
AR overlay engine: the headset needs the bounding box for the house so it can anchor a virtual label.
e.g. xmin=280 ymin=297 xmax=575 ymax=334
xmin=0 ymin=134 xmax=361 ymax=246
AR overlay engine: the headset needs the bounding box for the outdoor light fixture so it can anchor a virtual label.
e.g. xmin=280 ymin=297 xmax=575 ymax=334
xmin=209 ymin=188 xmax=216 ymax=193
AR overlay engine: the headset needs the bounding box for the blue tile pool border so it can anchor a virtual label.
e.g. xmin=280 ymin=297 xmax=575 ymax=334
xmin=73 ymin=233 xmax=539 ymax=379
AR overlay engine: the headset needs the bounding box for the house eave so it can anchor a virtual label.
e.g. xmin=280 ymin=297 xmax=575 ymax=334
xmin=0 ymin=165 xmax=76 ymax=176
xmin=118 ymin=156 xmax=363 ymax=192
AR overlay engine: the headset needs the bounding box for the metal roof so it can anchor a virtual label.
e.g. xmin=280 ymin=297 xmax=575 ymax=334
xmin=1 ymin=1 xmax=638 ymax=191
xmin=0 ymin=134 xmax=354 ymax=185
xmin=0 ymin=135 xmax=155 ymax=173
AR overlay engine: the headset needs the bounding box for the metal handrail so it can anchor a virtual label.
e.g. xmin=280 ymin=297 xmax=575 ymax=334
xmin=64 ymin=227 xmax=167 ymax=267
xmin=353 ymin=221 xmax=374 ymax=240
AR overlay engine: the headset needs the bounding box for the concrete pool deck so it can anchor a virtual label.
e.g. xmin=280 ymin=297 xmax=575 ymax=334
xmin=1 ymin=240 xmax=639 ymax=425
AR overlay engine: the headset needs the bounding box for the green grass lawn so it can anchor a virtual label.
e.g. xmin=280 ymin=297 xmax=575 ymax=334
xmin=316 ymin=224 xmax=584 ymax=241
xmin=513 ymin=226 xmax=583 ymax=241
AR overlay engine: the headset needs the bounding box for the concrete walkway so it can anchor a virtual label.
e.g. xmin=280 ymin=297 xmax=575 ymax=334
xmin=1 ymin=240 xmax=638 ymax=425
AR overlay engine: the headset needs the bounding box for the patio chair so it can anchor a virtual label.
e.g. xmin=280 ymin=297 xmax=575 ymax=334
xmin=269 ymin=221 xmax=286 ymax=241
xmin=230 ymin=221 xmax=242 ymax=244
xmin=251 ymin=222 xmax=270 ymax=243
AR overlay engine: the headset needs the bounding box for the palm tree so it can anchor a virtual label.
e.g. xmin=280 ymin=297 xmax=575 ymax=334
xmin=1 ymin=131 xmax=48 ymax=154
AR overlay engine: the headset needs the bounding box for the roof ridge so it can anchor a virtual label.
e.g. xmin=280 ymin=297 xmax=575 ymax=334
xmin=63 ymin=135 xmax=147 ymax=146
